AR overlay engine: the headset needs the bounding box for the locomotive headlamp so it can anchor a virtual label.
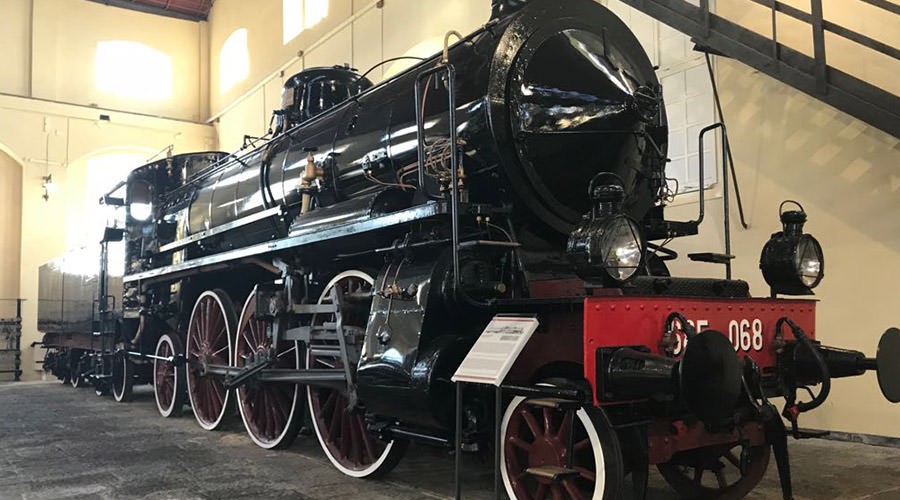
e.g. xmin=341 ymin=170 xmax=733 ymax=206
xmin=760 ymin=200 xmax=824 ymax=295
xmin=128 ymin=181 xmax=153 ymax=222
xmin=568 ymin=175 xmax=646 ymax=284
xmin=130 ymin=203 xmax=153 ymax=221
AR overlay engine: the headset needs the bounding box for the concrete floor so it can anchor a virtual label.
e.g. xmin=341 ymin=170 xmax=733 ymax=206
xmin=1 ymin=381 xmax=899 ymax=500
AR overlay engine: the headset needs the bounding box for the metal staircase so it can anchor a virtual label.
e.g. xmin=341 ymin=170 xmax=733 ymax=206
xmin=619 ymin=0 xmax=900 ymax=138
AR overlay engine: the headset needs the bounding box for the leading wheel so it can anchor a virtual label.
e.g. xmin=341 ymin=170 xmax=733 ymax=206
xmin=112 ymin=351 xmax=134 ymax=402
xmin=501 ymin=385 xmax=625 ymax=500
xmin=70 ymin=351 xmax=87 ymax=389
xmin=154 ymin=333 xmax=186 ymax=418
xmin=307 ymin=271 xmax=407 ymax=478
xmin=657 ymin=444 xmax=770 ymax=500
xmin=52 ymin=350 xmax=71 ymax=385
xmin=186 ymin=289 xmax=236 ymax=430
xmin=235 ymin=289 xmax=303 ymax=449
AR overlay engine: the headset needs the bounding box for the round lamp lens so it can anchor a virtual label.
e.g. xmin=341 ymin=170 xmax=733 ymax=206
xmin=601 ymin=218 xmax=644 ymax=281
xmin=794 ymin=236 xmax=823 ymax=288
xmin=130 ymin=203 xmax=153 ymax=221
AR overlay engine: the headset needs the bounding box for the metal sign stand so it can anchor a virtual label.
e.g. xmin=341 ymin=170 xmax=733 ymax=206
xmin=453 ymin=382 xmax=505 ymax=500
xmin=451 ymin=315 xmax=541 ymax=499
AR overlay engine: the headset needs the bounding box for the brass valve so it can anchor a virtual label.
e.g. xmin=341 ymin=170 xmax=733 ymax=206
xmin=299 ymin=152 xmax=325 ymax=214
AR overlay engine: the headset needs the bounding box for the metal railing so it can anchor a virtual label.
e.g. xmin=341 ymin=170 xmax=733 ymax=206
xmin=0 ymin=299 xmax=23 ymax=381
xmin=620 ymin=0 xmax=900 ymax=137
xmin=746 ymin=0 xmax=900 ymax=93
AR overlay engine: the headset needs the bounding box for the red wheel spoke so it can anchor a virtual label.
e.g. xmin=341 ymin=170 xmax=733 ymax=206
xmin=542 ymin=407 xmax=554 ymax=435
xmin=550 ymin=484 xmax=565 ymax=500
xmin=249 ymin=320 xmax=261 ymax=346
xmin=574 ymin=466 xmax=595 ymax=482
xmin=339 ymin=410 xmax=351 ymax=458
xmin=348 ymin=413 xmax=362 ymax=465
xmin=255 ymin=390 xmax=269 ymax=437
xmin=203 ymin=300 xmax=211 ymax=340
xmin=322 ymin=391 xmax=337 ymax=415
xmin=725 ymin=451 xmax=741 ymax=468
xmin=509 ymin=436 xmax=532 ymax=452
xmin=356 ymin=416 xmax=376 ymax=462
xmin=556 ymin=410 xmax=570 ymax=438
xmin=534 ymin=484 xmax=549 ymax=500
xmin=520 ymin=408 xmax=542 ymax=437
xmin=572 ymin=438 xmax=591 ymax=453
xmin=573 ymin=438 xmax=591 ymax=452
xmin=214 ymin=323 xmax=227 ymax=346
xmin=211 ymin=345 xmax=229 ymax=359
xmin=265 ymin=391 xmax=279 ymax=438
xmin=190 ymin=334 xmax=201 ymax=354
xmin=562 ymin=478 xmax=585 ymax=500
xmin=204 ymin=379 xmax=218 ymax=418
xmin=270 ymin=388 xmax=290 ymax=424
xmin=276 ymin=344 xmax=297 ymax=360
xmin=328 ymin=394 xmax=342 ymax=442
xmin=211 ymin=379 xmax=225 ymax=408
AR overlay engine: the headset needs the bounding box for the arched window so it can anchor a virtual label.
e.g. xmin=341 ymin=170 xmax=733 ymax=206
xmin=283 ymin=0 xmax=329 ymax=45
xmin=95 ymin=41 xmax=173 ymax=101
xmin=66 ymin=152 xmax=148 ymax=252
xmin=220 ymin=28 xmax=250 ymax=94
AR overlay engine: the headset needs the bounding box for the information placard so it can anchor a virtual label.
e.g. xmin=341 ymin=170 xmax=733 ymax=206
xmin=452 ymin=315 xmax=539 ymax=386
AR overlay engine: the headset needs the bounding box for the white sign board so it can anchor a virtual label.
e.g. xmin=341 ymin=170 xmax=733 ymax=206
xmin=452 ymin=315 xmax=539 ymax=386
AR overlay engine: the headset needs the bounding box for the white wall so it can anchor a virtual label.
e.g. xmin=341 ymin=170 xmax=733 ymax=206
xmin=0 ymin=0 xmax=219 ymax=377
xmin=1 ymin=0 xmax=207 ymax=122
xmin=211 ymin=0 xmax=491 ymax=151
xmin=0 ymin=153 xmax=22 ymax=302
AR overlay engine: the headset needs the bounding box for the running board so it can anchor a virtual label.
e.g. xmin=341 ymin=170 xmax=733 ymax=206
xmin=159 ymin=206 xmax=286 ymax=253
xmin=525 ymin=465 xmax=580 ymax=481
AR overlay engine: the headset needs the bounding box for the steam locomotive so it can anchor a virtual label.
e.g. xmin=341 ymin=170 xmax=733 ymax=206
xmin=38 ymin=0 xmax=899 ymax=498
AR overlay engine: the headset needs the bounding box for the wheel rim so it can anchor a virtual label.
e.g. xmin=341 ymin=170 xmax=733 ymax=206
xmin=154 ymin=334 xmax=181 ymax=417
xmin=501 ymin=396 xmax=606 ymax=500
xmin=56 ymin=351 xmax=70 ymax=384
xmin=186 ymin=290 xmax=235 ymax=430
xmin=657 ymin=444 xmax=771 ymax=499
xmin=112 ymin=353 xmax=130 ymax=402
xmin=70 ymin=353 xmax=84 ymax=388
xmin=235 ymin=289 xmax=302 ymax=449
xmin=307 ymin=271 xmax=398 ymax=477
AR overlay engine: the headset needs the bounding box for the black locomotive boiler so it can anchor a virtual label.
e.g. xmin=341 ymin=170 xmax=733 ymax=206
xmin=38 ymin=0 xmax=900 ymax=498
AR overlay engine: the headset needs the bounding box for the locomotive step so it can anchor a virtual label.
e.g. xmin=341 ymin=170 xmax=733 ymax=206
xmin=524 ymin=397 xmax=582 ymax=410
xmin=525 ymin=465 xmax=580 ymax=480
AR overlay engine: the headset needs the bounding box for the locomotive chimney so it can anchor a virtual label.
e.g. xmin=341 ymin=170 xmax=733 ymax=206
xmin=490 ymin=0 xmax=528 ymax=20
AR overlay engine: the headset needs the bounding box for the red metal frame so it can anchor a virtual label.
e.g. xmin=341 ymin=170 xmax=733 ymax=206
xmin=647 ymin=419 xmax=768 ymax=465
xmin=583 ymin=295 xmax=816 ymax=460
xmin=583 ymin=296 xmax=816 ymax=406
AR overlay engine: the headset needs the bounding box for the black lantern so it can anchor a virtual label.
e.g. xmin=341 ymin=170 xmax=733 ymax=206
xmin=759 ymin=200 xmax=824 ymax=295
xmin=567 ymin=174 xmax=645 ymax=284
